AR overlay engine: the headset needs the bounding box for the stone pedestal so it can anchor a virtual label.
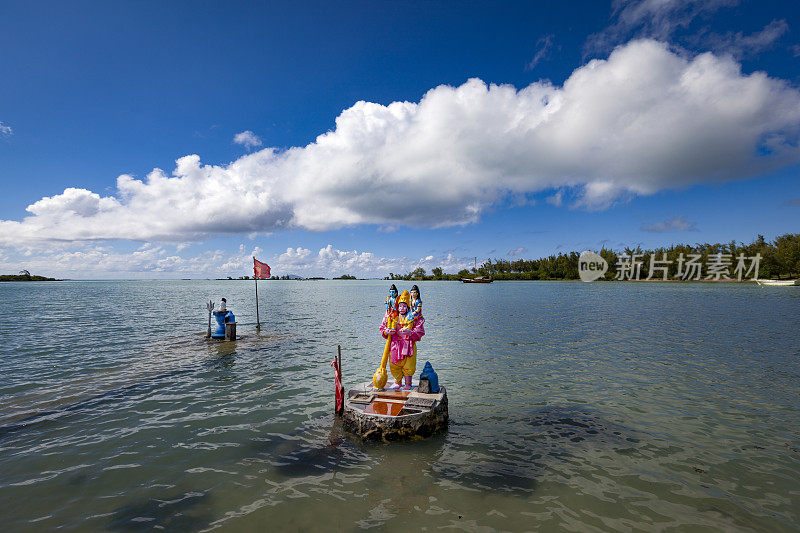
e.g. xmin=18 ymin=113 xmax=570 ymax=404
xmin=225 ymin=322 xmax=237 ymax=341
xmin=418 ymin=378 xmax=431 ymax=393
xmin=342 ymin=382 xmax=448 ymax=441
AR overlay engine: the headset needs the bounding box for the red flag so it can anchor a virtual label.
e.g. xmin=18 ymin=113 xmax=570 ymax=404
xmin=331 ymin=357 xmax=343 ymax=414
xmin=253 ymin=257 xmax=271 ymax=279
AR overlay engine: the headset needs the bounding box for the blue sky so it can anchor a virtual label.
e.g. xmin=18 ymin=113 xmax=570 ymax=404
xmin=1 ymin=0 xmax=799 ymax=278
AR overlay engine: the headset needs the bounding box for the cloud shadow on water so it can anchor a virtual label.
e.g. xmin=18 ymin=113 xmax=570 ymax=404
xmin=0 ymin=368 xmax=194 ymax=441
xmin=106 ymin=491 xmax=213 ymax=532
xmin=248 ymin=422 xmax=367 ymax=479
xmin=432 ymin=405 xmax=645 ymax=496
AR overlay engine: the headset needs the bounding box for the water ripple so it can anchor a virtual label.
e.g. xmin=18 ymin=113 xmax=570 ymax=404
xmin=0 ymin=280 xmax=798 ymax=531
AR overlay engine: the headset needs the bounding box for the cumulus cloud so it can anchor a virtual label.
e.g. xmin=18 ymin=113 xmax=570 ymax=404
xmin=0 ymin=243 xmax=248 ymax=279
xmin=27 ymin=188 xmax=120 ymax=218
xmin=270 ymin=244 xmax=471 ymax=278
xmin=0 ymin=242 xmax=470 ymax=279
xmin=2 ymin=39 xmax=800 ymax=248
xmin=0 ymin=122 xmax=12 ymax=136
xmin=233 ymin=130 xmax=263 ymax=150
xmin=641 ymin=215 xmax=697 ymax=232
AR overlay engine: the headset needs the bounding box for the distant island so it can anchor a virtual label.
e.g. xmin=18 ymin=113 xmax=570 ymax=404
xmin=205 ymin=233 xmax=799 ymax=282
xmin=385 ymin=233 xmax=800 ymax=282
xmin=214 ymin=274 xmax=362 ymax=281
xmin=1 ymin=270 xmax=59 ymax=282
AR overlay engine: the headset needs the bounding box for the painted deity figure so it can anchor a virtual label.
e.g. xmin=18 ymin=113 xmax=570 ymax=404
xmin=409 ymin=284 xmax=422 ymax=321
xmin=385 ymin=284 xmax=398 ymax=316
xmin=380 ymin=290 xmax=425 ymax=390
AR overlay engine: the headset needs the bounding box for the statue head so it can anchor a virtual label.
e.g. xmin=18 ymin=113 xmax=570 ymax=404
xmin=389 ymin=284 xmax=398 ymax=297
xmin=410 ymin=285 xmax=420 ymax=300
xmin=397 ymin=290 xmax=411 ymax=314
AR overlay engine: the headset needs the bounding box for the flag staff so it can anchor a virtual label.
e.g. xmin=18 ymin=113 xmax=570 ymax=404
xmin=255 ymin=274 xmax=260 ymax=331
xmin=253 ymin=257 xmax=260 ymax=331
xmin=253 ymin=257 xmax=270 ymax=332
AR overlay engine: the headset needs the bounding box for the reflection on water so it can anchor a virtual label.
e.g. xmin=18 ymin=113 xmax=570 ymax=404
xmin=0 ymin=280 xmax=799 ymax=531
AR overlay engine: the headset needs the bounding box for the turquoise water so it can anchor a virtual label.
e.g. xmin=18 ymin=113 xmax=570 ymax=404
xmin=1 ymin=280 xmax=799 ymax=531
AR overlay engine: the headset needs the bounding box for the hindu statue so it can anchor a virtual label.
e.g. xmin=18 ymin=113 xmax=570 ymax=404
xmin=379 ymin=289 xmax=425 ymax=390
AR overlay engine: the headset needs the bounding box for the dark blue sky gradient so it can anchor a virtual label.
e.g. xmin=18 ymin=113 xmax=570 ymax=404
xmin=1 ymin=0 xmax=799 ymax=268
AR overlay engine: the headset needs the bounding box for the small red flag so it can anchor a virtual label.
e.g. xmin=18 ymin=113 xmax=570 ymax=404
xmin=253 ymin=257 xmax=271 ymax=279
xmin=332 ymin=357 xmax=343 ymax=414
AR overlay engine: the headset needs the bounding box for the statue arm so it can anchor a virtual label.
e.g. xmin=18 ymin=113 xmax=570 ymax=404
xmin=408 ymin=316 xmax=425 ymax=341
xmin=379 ymin=315 xmax=390 ymax=338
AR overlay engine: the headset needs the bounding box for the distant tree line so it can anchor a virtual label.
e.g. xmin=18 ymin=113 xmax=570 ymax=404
xmin=386 ymin=233 xmax=800 ymax=281
xmin=0 ymin=270 xmax=58 ymax=282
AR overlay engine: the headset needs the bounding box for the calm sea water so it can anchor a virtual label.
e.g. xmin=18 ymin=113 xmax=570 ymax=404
xmin=0 ymin=280 xmax=798 ymax=531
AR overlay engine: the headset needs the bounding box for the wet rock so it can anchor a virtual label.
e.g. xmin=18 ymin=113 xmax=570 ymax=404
xmin=342 ymin=387 xmax=448 ymax=442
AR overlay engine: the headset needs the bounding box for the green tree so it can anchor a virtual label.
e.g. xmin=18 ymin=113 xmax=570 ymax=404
xmin=409 ymin=267 xmax=426 ymax=279
xmin=774 ymin=233 xmax=800 ymax=277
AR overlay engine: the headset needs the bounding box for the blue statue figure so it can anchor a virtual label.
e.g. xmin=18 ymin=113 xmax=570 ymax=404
xmin=408 ymin=284 xmax=422 ymax=321
xmin=385 ymin=284 xmax=398 ymax=315
xmin=211 ymin=301 xmax=235 ymax=339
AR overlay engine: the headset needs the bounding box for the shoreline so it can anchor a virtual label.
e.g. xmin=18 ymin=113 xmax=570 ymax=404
xmin=1 ymin=278 xmax=771 ymax=283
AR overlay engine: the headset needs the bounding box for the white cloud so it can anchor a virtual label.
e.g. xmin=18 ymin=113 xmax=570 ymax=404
xmin=585 ymin=1 xmax=786 ymax=61
xmin=586 ymin=0 xmax=739 ymax=54
xmin=267 ymin=245 xmax=472 ymax=278
xmin=2 ymin=39 xmax=800 ymax=248
xmin=546 ymin=190 xmax=563 ymax=207
xmin=233 ymin=130 xmax=263 ymax=150
xmin=508 ymin=246 xmax=527 ymax=256
xmin=0 ymin=242 xmax=471 ymax=279
xmin=0 ymin=122 xmax=12 ymax=136
xmin=27 ymin=187 xmax=120 ymax=218
xmin=641 ymin=215 xmax=697 ymax=232
xmin=702 ymin=19 xmax=789 ymax=60
xmin=219 ymin=243 xmax=264 ymax=272
xmin=526 ymin=34 xmax=556 ymax=71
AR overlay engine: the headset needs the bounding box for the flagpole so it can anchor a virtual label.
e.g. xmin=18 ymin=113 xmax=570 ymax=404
xmin=255 ymin=271 xmax=260 ymax=331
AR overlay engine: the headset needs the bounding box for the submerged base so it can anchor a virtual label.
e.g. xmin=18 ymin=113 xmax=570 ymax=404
xmin=342 ymin=380 xmax=448 ymax=441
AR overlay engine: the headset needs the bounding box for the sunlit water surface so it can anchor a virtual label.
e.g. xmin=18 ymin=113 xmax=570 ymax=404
xmin=0 ymin=280 xmax=798 ymax=531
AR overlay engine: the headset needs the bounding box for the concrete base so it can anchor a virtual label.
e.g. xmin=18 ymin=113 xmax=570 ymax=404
xmin=342 ymin=381 xmax=448 ymax=442
xmin=225 ymin=323 xmax=236 ymax=341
